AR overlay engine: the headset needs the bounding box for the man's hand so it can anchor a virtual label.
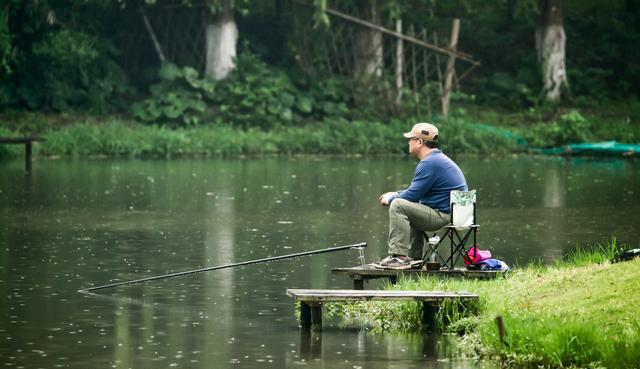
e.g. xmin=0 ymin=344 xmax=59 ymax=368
xmin=379 ymin=192 xmax=397 ymax=206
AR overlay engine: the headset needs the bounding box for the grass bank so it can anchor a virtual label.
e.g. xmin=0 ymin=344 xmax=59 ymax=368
xmin=0 ymin=117 xmax=520 ymax=158
xmin=1 ymin=99 xmax=639 ymax=159
xmin=327 ymin=241 xmax=640 ymax=369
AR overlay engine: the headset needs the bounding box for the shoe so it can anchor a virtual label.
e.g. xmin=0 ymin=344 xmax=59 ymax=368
xmin=410 ymin=259 xmax=425 ymax=268
xmin=373 ymin=255 xmax=413 ymax=270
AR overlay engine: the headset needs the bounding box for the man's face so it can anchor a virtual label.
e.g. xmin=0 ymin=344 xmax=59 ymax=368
xmin=407 ymin=137 xmax=421 ymax=156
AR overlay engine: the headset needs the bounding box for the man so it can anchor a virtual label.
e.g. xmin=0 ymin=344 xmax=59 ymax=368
xmin=376 ymin=122 xmax=468 ymax=269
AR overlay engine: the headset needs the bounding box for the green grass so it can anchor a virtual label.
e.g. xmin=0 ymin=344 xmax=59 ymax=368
xmin=1 ymin=117 xmax=521 ymax=159
xmin=328 ymin=241 xmax=640 ymax=369
xmin=461 ymin=99 xmax=640 ymax=148
xmin=2 ymin=98 xmax=638 ymax=159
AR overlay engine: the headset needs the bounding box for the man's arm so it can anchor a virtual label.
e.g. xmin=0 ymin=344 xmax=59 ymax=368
xmin=393 ymin=161 xmax=435 ymax=203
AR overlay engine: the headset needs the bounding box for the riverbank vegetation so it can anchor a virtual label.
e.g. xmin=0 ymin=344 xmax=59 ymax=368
xmin=326 ymin=241 xmax=640 ymax=369
xmin=1 ymin=1 xmax=639 ymax=159
xmin=2 ymin=100 xmax=639 ymax=158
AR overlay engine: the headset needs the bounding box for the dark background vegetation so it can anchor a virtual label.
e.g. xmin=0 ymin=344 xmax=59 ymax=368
xmin=1 ymin=0 xmax=639 ymax=157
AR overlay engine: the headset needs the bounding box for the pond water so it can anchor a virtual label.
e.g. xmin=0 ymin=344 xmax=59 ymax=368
xmin=1 ymin=155 xmax=638 ymax=369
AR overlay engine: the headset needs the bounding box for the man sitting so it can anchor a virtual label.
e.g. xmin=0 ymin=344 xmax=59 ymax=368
xmin=376 ymin=123 xmax=468 ymax=269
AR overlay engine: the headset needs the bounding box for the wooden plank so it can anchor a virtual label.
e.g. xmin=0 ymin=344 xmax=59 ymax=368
xmin=0 ymin=137 xmax=45 ymax=144
xmin=288 ymin=289 xmax=479 ymax=331
xmin=331 ymin=266 xmax=501 ymax=278
xmin=320 ymin=5 xmax=479 ymax=65
xmin=287 ymin=289 xmax=478 ymax=303
xmin=300 ymin=302 xmax=311 ymax=327
xmin=0 ymin=137 xmax=46 ymax=173
xmin=441 ymin=18 xmax=460 ymax=118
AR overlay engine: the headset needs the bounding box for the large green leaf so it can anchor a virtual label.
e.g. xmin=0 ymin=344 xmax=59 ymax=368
xmin=296 ymin=96 xmax=313 ymax=113
xmin=280 ymin=92 xmax=295 ymax=107
xmin=158 ymin=63 xmax=182 ymax=81
xmin=183 ymin=66 xmax=200 ymax=88
xmin=163 ymin=104 xmax=183 ymax=119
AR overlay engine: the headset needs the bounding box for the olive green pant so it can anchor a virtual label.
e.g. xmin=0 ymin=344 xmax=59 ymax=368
xmin=387 ymin=198 xmax=449 ymax=259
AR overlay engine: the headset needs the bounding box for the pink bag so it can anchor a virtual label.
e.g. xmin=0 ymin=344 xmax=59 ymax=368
xmin=464 ymin=246 xmax=492 ymax=266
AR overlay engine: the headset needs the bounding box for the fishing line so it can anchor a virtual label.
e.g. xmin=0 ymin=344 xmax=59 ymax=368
xmin=79 ymin=242 xmax=367 ymax=293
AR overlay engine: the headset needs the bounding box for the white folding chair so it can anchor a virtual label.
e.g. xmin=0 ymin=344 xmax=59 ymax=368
xmin=419 ymin=190 xmax=478 ymax=270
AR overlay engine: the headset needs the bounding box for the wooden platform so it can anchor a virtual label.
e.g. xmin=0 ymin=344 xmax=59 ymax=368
xmin=0 ymin=137 xmax=45 ymax=173
xmin=287 ymin=288 xmax=479 ymax=330
xmin=332 ymin=265 xmax=504 ymax=289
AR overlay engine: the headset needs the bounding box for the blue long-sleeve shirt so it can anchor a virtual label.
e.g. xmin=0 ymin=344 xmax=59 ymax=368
xmin=389 ymin=150 xmax=467 ymax=213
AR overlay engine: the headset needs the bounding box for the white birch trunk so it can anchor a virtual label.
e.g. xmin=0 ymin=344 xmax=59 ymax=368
xmin=536 ymin=0 xmax=568 ymax=102
xmin=205 ymin=2 xmax=238 ymax=81
xmin=394 ymin=19 xmax=403 ymax=103
xmin=540 ymin=25 xmax=567 ymax=102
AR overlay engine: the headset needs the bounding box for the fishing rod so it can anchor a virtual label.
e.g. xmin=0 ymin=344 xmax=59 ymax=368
xmin=79 ymin=242 xmax=367 ymax=293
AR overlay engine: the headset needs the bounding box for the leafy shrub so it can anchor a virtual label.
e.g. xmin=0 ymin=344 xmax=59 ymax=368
xmin=213 ymin=51 xmax=313 ymax=128
xmin=132 ymin=63 xmax=211 ymax=126
xmin=133 ymin=52 xmax=335 ymax=128
xmin=524 ymin=110 xmax=594 ymax=147
xmin=15 ymin=30 xmax=130 ymax=112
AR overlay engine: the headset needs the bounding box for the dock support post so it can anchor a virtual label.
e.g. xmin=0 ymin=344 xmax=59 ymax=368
xmin=300 ymin=302 xmax=322 ymax=330
xmin=422 ymin=302 xmax=437 ymax=331
xmin=299 ymin=329 xmax=322 ymax=359
xmin=311 ymin=304 xmax=322 ymax=330
xmin=300 ymin=302 xmax=311 ymax=327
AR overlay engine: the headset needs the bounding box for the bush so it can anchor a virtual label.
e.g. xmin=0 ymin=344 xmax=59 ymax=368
xmin=133 ymin=52 xmax=329 ymax=129
xmin=522 ymin=110 xmax=591 ymax=147
xmin=15 ymin=30 xmax=130 ymax=112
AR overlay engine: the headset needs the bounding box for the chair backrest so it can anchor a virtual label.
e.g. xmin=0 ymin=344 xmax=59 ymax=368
xmin=451 ymin=190 xmax=476 ymax=227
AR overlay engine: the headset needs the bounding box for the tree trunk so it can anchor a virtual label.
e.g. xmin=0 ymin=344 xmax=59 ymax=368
xmin=205 ymin=0 xmax=238 ymax=80
xmin=536 ymin=0 xmax=568 ymax=102
xmin=394 ymin=19 xmax=403 ymax=104
xmin=353 ymin=0 xmax=382 ymax=79
xmin=442 ymin=19 xmax=459 ymax=118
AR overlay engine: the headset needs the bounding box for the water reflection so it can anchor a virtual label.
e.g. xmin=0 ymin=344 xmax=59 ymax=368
xmin=0 ymin=156 xmax=638 ymax=369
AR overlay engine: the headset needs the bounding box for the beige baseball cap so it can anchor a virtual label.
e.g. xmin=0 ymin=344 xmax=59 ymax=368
xmin=403 ymin=122 xmax=439 ymax=142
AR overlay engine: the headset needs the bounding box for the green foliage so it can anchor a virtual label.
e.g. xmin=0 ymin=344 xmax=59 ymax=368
xmin=326 ymin=239 xmax=640 ymax=369
xmin=35 ymin=119 xmax=403 ymax=157
xmin=15 ymin=29 xmax=130 ymax=112
xmin=0 ymin=0 xmax=132 ymax=112
xmin=133 ymin=52 xmax=360 ymax=128
xmin=523 ymin=110 xmax=594 ymax=147
xmin=1 ymin=0 xmax=639 ymax=116
xmin=438 ymin=117 xmax=523 ymax=154
xmin=565 ymin=1 xmax=640 ymax=99
xmin=132 ymin=63 xmax=210 ymax=126
xmin=312 ymin=0 xmax=329 ymax=27
xmin=213 ymin=51 xmax=312 ymax=128
xmin=462 ymin=100 xmax=640 ymax=149
xmin=0 ymin=126 xmax=17 ymax=159
xmin=18 ymin=116 xmax=523 ymax=158
xmin=0 ymin=6 xmax=10 ymax=74
xmin=474 ymin=72 xmax=538 ymax=108
xmin=558 ymin=238 xmax=620 ymax=267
